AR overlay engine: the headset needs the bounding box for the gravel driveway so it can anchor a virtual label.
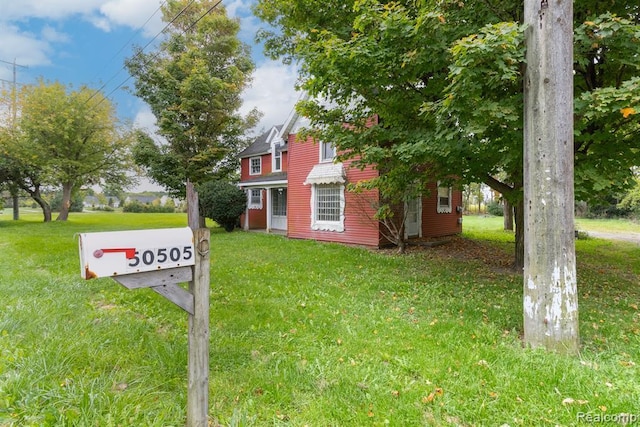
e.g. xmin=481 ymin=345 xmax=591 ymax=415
xmin=585 ymin=230 xmax=640 ymax=245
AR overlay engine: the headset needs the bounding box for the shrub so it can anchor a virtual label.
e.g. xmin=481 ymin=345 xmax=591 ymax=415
xmin=486 ymin=200 xmax=504 ymax=216
xmin=199 ymin=180 xmax=247 ymax=232
xmin=123 ymin=200 xmax=175 ymax=213
xmin=618 ymin=186 xmax=640 ymax=219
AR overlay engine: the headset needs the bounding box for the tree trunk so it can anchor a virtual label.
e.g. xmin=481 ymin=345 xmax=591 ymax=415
xmin=11 ymin=186 xmax=19 ymax=220
xmin=483 ymin=177 xmax=523 ymax=271
xmin=56 ymin=182 xmax=73 ymax=221
xmin=503 ymin=199 xmax=513 ymax=231
xmin=31 ymin=188 xmax=52 ymax=222
xmin=523 ymin=0 xmax=579 ymax=354
xmin=514 ymin=199 xmax=524 ymax=271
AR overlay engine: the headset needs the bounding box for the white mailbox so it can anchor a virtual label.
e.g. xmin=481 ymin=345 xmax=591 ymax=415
xmin=79 ymin=227 xmax=195 ymax=279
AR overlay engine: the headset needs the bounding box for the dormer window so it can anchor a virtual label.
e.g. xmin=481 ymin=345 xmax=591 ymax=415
xmin=320 ymin=141 xmax=336 ymax=163
xmin=250 ymin=157 xmax=261 ymax=175
xmin=273 ymin=147 xmax=282 ymax=172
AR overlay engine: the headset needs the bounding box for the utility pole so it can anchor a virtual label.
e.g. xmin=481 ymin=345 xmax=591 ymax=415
xmin=1 ymin=58 xmax=27 ymax=220
xmin=523 ymin=0 xmax=579 ymax=354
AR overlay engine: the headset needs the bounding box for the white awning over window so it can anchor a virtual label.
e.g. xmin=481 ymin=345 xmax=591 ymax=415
xmin=304 ymin=162 xmax=345 ymax=185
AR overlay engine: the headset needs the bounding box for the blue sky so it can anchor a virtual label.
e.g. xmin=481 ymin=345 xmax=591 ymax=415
xmin=0 ymin=0 xmax=300 ymax=137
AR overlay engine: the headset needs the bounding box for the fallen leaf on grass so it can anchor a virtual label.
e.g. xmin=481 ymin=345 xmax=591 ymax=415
xmin=422 ymin=387 xmax=444 ymax=404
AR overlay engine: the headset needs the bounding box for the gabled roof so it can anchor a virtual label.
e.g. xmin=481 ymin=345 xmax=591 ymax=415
xmin=239 ymin=94 xmax=313 ymax=160
xmin=239 ymin=125 xmax=285 ymax=158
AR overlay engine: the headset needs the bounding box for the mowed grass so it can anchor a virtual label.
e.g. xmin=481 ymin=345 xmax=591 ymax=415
xmin=0 ymin=211 xmax=639 ymax=426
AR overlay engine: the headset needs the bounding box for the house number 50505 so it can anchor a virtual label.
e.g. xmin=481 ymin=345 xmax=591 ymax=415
xmin=127 ymin=246 xmax=193 ymax=268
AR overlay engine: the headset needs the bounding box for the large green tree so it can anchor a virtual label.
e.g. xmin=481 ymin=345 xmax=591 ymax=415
xmin=125 ymin=0 xmax=260 ymax=199
xmin=254 ymin=0 xmax=640 ymax=269
xmin=20 ymin=81 xmax=132 ymax=221
xmin=1 ymin=81 xmax=132 ymax=221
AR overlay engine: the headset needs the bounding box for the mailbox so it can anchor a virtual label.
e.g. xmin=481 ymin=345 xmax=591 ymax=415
xmin=79 ymin=227 xmax=195 ymax=279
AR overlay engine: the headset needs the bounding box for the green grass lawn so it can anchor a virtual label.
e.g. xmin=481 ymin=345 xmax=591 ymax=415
xmin=0 ymin=212 xmax=638 ymax=426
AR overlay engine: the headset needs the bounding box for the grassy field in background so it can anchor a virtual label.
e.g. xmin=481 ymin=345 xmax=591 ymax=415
xmin=0 ymin=211 xmax=639 ymax=426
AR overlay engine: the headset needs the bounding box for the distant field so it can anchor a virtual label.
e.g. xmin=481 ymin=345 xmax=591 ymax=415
xmin=463 ymin=213 xmax=639 ymax=234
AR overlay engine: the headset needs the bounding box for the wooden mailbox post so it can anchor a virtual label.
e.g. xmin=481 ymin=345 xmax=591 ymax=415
xmin=79 ymin=223 xmax=210 ymax=426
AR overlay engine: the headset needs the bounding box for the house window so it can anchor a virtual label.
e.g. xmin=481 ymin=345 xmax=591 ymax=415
xmin=320 ymin=141 xmax=336 ymax=162
xmin=250 ymin=157 xmax=261 ymax=175
xmin=311 ymin=184 xmax=345 ymax=232
xmin=437 ymin=183 xmax=452 ymax=214
xmin=273 ymin=149 xmax=282 ymax=172
xmin=248 ymin=189 xmax=262 ymax=209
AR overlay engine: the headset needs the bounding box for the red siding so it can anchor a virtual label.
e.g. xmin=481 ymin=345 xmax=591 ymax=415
xmin=287 ymin=135 xmax=381 ymax=247
xmin=421 ymin=182 xmax=463 ymax=237
xmin=240 ymin=188 xmax=267 ymax=230
xmin=240 ymin=152 xmax=274 ymax=181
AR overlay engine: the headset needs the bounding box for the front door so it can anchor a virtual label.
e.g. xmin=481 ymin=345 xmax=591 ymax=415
xmin=405 ymin=197 xmax=421 ymax=238
xmin=271 ymin=188 xmax=287 ymax=231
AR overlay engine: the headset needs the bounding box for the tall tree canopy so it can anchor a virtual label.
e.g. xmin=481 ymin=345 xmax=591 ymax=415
xmin=254 ymin=0 xmax=640 ymax=268
xmin=1 ymin=80 xmax=133 ymax=221
xmin=126 ymin=0 xmax=260 ymax=198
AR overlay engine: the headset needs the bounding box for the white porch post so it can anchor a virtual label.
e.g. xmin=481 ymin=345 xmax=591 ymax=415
xmin=266 ymin=187 xmax=272 ymax=232
xmin=243 ymin=190 xmax=250 ymax=230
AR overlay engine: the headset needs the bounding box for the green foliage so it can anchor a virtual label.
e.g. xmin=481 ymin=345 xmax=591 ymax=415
xmin=254 ymin=0 xmax=640 ymax=266
xmin=198 ymin=180 xmax=246 ymax=231
xmin=486 ymin=200 xmax=504 ymax=216
xmin=122 ymin=200 xmax=175 ymax=213
xmin=125 ymin=0 xmax=260 ymax=197
xmin=1 ymin=80 xmax=133 ymax=221
xmin=618 ymin=179 xmax=640 ymax=217
xmin=49 ymin=192 xmax=84 ymax=213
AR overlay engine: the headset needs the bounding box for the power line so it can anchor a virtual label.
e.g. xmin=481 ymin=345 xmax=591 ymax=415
xmin=88 ymin=0 xmax=167 ymax=85
xmin=91 ymin=0 xmax=225 ymax=111
xmin=85 ymin=0 xmax=202 ymax=106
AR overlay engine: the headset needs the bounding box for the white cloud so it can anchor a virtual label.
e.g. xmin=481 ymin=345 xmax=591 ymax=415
xmin=41 ymin=25 xmax=70 ymax=44
xmin=132 ymin=102 xmax=158 ymax=133
xmin=0 ymin=0 xmax=165 ymax=82
xmin=241 ymin=60 xmax=300 ymax=134
xmin=0 ymin=0 xmax=104 ymax=21
xmin=0 ymin=24 xmax=52 ymax=82
xmin=100 ymin=0 xmax=165 ymax=37
xmin=225 ymin=0 xmax=248 ymax=18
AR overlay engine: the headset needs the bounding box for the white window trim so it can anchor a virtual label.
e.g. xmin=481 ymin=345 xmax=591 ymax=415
xmin=249 ymin=157 xmax=262 ymax=175
xmin=248 ymin=188 xmax=262 ymax=209
xmin=437 ymin=182 xmax=453 ymax=214
xmin=310 ymin=184 xmax=345 ymax=232
xmin=272 ymin=146 xmax=282 ymax=172
xmin=319 ymin=141 xmax=336 ymax=163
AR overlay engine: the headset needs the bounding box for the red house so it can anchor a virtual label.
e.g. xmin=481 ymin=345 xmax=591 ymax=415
xmin=238 ymin=110 xmax=462 ymax=248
